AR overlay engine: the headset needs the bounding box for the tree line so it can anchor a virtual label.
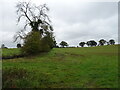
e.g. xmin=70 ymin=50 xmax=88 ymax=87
xmin=1 ymin=39 xmax=116 ymax=49
xmin=58 ymin=39 xmax=115 ymax=48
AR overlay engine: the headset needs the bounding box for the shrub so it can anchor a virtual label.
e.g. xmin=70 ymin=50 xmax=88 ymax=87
xmin=22 ymin=31 xmax=54 ymax=55
xmin=21 ymin=31 xmax=42 ymax=55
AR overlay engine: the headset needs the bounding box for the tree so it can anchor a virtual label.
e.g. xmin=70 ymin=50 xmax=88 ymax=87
xmin=17 ymin=43 xmax=21 ymax=48
xmin=53 ymin=40 xmax=57 ymax=48
xmin=22 ymin=31 xmax=42 ymax=54
xmin=86 ymin=40 xmax=97 ymax=47
xmin=89 ymin=40 xmax=97 ymax=47
xmin=60 ymin=41 xmax=68 ymax=48
xmin=15 ymin=1 xmax=54 ymax=55
xmin=79 ymin=42 xmax=85 ymax=47
xmin=109 ymin=39 xmax=115 ymax=45
xmin=1 ymin=44 xmax=8 ymax=49
xmin=1 ymin=44 xmax=5 ymax=48
xmin=86 ymin=41 xmax=91 ymax=47
xmin=106 ymin=42 xmax=110 ymax=45
xmin=99 ymin=39 xmax=106 ymax=46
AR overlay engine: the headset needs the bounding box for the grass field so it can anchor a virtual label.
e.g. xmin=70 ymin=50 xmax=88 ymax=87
xmin=2 ymin=45 xmax=118 ymax=88
xmin=2 ymin=48 xmax=21 ymax=57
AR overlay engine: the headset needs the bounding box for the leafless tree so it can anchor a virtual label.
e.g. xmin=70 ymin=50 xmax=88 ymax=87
xmin=14 ymin=1 xmax=53 ymax=42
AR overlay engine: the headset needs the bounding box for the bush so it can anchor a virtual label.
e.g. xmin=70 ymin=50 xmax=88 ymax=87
xmin=22 ymin=31 xmax=53 ymax=55
xmin=22 ymin=31 xmax=42 ymax=55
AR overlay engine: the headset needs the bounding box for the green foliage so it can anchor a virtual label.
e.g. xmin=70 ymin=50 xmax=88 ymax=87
xmin=42 ymin=31 xmax=55 ymax=49
xmin=2 ymin=45 xmax=118 ymax=88
xmin=22 ymin=31 xmax=55 ymax=55
xmin=22 ymin=31 xmax=42 ymax=55
xmin=60 ymin=41 xmax=68 ymax=47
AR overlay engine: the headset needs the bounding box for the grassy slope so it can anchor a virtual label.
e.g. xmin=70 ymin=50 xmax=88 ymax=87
xmin=2 ymin=48 xmax=21 ymax=57
xmin=2 ymin=45 xmax=118 ymax=88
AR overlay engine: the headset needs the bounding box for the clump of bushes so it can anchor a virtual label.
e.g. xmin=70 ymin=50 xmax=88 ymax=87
xmin=21 ymin=31 xmax=55 ymax=55
xmin=22 ymin=31 xmax=42 ymax=55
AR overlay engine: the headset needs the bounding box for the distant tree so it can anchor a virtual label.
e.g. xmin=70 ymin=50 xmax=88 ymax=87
xmin=79 ymin=42 xmax=85 ymax=47
xmin=86 ymin=41 xmax=91 ymax=47
xmin=60 ymin=41 xmax=68 ymax=48
xmin=109 ymin=39 xmax=115 ymax=45
xmin=106 ymin=42 xmax=110 ymax=45
xmin=55 ymin=45 xmax=59 ymax=48
xmin=1 ymin=44 xmax=5 ymax=48
xmin=52 ymin=39 xmax=57 ymax=48
xmin=86 ymin=40 xmax=97 ymax=47
xmin=99 ymin=39 xmax=106 ymax=46
xmin=17 ymin=43 xmax=21 ymax=48
xmin=90 ymin=40 xmax=97 ymax=46
xmin=1 ymin=44 xmax=8 ymax=49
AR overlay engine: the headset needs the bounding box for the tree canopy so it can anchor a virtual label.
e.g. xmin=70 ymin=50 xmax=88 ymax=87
xmin=79 ymin=42 xmax=85 ymax=47
xmin=60 ymin=41 xmax=68 ymax=48
xmin=109 ymin=39 xmax=115 ymax=45
xmin=99 ymin=39 xmax=106 ymax=46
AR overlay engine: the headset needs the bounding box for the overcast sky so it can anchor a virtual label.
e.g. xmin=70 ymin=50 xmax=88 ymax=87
xmin=0 ymin=0 xmax=118 ymax=48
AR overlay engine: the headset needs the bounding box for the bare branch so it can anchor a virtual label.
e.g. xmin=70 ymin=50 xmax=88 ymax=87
xmin=16 ymin=1 xmax=53 ymax=40
xmin=24 ymin=22 xmax=29 ymax=30
xmin=17 ymin=14 xmax=25 ymax=22
xmin=13 ymin=29 xmax=27 ymax=42
xmin=24 ymin=11 xmax=32 ymax=22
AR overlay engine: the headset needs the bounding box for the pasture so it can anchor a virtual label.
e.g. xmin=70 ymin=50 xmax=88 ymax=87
xmin=2 ymin=45 xmax=118 ymax=88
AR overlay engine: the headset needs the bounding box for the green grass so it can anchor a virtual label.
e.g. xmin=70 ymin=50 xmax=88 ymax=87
xmin=2 ymin=45 xmax=118 ymax=88
xmin=2 ymin=48 xmax=21 ymax=57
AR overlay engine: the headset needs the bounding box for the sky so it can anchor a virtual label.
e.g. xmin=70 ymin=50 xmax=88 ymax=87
xmin=0 ymin=0 xmax=119 ymax=48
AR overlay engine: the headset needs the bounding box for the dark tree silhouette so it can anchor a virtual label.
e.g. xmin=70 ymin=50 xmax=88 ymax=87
xmin=86 ymin=41 xmax=91 ymax=47
xmin=99 ymin=39 xmax=106 ymax=46
xmin=86 ymin=40 xmax=97 ymax=47
xmin=79 ymin=42 xmax=85 ymax=47
xmin=90 ymin=40 xmax=97 ymax=46
xmin=1 ymin=44 xmax=8 ymax=49
xmin=17 ymin=43 xmax=21 ymax=48
xmin=106 ymin=42 xmax=110 ymax=45
xmin=53 ymin=40 xmax=58 ymax=48
xmin=109 ymin=39 xmax=115 ymax=45
xmin=1 ymin=44 xmax=5 ymax=48
xmin=60 ymin=41 xmax=68 ymax=48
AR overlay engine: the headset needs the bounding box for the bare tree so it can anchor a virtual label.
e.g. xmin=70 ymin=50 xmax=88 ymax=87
xmin=14 ymin=1 xmax=53 ymax=42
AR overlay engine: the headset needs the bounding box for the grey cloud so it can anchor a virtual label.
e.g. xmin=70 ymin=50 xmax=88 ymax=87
xmin=0 ymin=0 xmax=118 ymax=47
xmin=49 ymin=2 xmax=117 ymax=24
